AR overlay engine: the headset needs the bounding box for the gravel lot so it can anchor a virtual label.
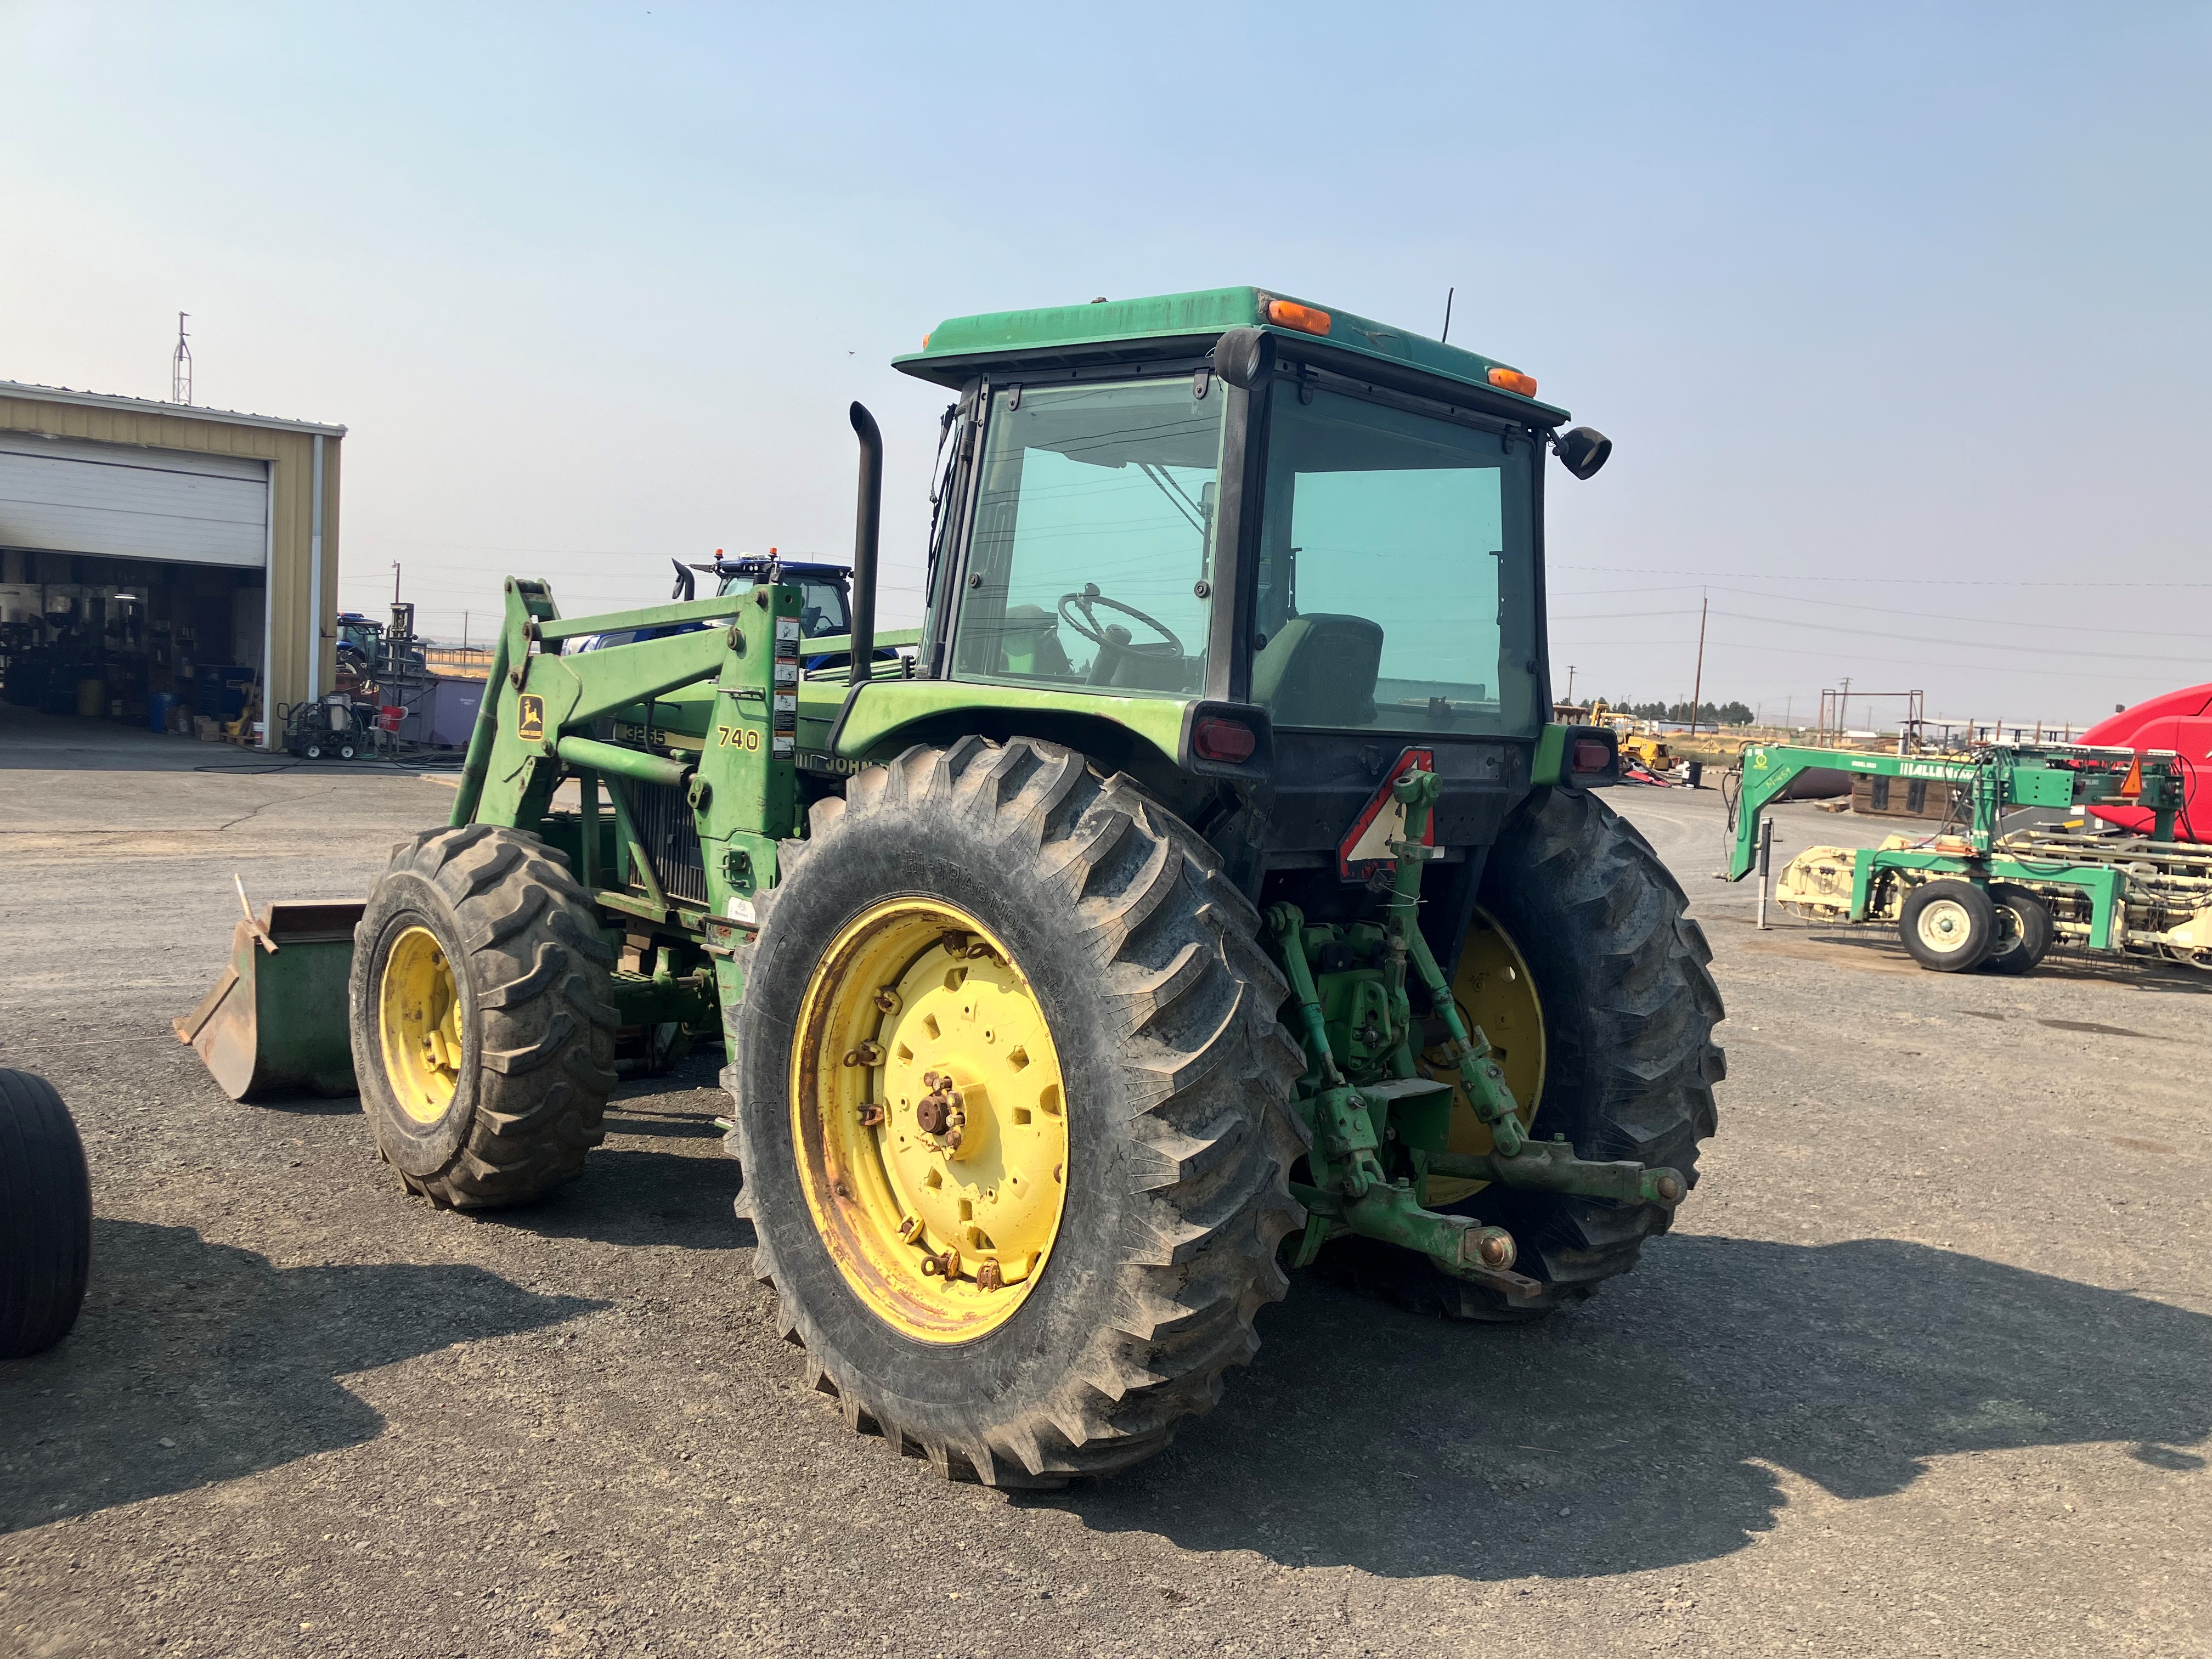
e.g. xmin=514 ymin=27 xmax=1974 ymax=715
xmin=3 ymin=708 xmax=2208 ymax=1658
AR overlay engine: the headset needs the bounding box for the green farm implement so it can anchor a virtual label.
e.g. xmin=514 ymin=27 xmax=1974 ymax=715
xmin=182 ymin=286 xmax=1725 ymax=1483
xmin=1727 ymin=741 xmax=2212 ymax=973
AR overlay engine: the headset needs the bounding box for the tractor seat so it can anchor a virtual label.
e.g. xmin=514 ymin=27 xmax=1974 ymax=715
xmin=997 ymin=605 xmax=1074 ymax=679
xmin=1251 ymin=614 xmax=1383 ymax=727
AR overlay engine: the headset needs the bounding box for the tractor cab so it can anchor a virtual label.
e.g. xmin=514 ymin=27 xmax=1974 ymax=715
xmin=872 ymin=286 xmax=1620 ymax=895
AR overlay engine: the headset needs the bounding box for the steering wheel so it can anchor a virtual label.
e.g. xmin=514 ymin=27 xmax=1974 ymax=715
xmin=1057 ymin=584 xmax=1185 ymax=661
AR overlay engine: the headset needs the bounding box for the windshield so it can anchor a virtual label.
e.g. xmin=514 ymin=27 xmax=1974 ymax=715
xmin=952 ymin=378 xmax=1223 ymax=696
xmin=1252 ymin=383 xmax=1538 ymax=736
xmin=717 ymin=572 xmax=850 ymax=639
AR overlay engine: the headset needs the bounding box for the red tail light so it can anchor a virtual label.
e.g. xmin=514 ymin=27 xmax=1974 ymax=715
xmin=1194 ymin=717 xmax=1257 ymax=763
xmin=1572 ymin=740 xmax=1612 ymax=773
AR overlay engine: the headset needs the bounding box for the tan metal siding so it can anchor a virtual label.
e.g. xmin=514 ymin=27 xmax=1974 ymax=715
xmin=0 ymin=395 xmax=341 ymax=735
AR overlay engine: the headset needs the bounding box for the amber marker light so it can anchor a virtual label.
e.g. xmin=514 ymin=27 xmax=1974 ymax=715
xmin=1263 ymin=298 xmax=1332 ymax=336
xmin=1487 ymin=366 xmax=1539 ymax=397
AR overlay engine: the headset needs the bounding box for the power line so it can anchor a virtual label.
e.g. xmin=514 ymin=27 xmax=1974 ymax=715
xmin=1558 ymin=563 xmax=2212 ymax=590
xmin=1555 ymin=580 xmax=2212 ymax=640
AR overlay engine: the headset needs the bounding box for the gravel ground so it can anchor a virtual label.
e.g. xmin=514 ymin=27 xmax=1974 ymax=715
xmin=3 ymin=713 xmax=2208 ymax=1658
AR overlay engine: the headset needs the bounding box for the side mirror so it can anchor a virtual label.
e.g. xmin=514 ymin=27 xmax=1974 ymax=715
xmin=670 ymin=560 xmax=696 ymax=602
xmin=1556 ymin=426 xmax=1612 ymax=481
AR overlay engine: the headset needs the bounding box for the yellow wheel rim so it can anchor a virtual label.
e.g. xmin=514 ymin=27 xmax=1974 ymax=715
xmin=791 ymin=899 xmax=1070 ymax=1343
xmin=1421 ymin=906 xmax=1545 ymax=1206
xmin=379 ymin=925 xmax=464 ymax=1124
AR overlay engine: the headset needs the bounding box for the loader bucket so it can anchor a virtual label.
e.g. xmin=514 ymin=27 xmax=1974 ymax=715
xmin=174 ymin=901 xmax=365 ymax=1101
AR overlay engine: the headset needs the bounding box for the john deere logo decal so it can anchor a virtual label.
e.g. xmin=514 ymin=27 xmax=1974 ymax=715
xmin=516 ymin=693 xmax=545 ymax=742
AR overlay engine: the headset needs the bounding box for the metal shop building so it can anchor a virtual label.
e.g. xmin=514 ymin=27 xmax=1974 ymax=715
xmin=0 ymin=382 xmax=344 ymax=747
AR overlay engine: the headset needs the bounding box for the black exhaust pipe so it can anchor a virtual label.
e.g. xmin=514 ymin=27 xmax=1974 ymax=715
xmin=847 ymin=402 xmax=881 ymax=687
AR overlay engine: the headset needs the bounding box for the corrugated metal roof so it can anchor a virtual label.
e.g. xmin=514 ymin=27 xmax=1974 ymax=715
xmin=0 ymin=380 xmax=346 ymax=437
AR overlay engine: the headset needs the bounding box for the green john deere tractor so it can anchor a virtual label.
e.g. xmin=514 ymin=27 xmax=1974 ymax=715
xmin=181 ymin=286 xmax=1724 ymax=1485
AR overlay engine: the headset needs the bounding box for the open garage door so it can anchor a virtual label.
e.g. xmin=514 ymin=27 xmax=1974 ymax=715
xmin=0 ymin=433 xmax=267 ymax=568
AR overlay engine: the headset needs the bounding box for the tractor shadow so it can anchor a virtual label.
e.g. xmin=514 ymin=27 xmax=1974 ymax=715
xmin=478 ymin=1146 xmax=747 ymax=1252
xmin=0 ymin=1220 xmax=600 ymax=1534
xmin=1043 ymin=1234 xmax=2212 ymax=1580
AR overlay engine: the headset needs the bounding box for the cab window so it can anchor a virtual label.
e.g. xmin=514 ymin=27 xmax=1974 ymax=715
xmin=953 ymin=379 xmax=1222 ymax=696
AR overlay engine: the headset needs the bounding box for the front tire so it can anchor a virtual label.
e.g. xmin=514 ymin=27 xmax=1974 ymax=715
xmin=732 ymin=738 xmax=1305 ymax=1486
xmin=350 ymin=826 xmax=618 ymax=1208
xmin=1900 ymin=879 xmax=1997 ymax=972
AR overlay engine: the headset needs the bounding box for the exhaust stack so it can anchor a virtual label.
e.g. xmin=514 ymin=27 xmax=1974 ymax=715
xmin=847 ymin=402 xmax=881 ymax=686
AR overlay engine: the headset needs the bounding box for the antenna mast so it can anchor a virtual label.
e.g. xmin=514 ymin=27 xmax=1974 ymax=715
xmin=171 ymin=313 xmax=193 ymax=404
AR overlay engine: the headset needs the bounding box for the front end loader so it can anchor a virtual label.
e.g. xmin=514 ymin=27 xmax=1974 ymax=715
xmin=183 ymin=286 xmax=1725 ymax=1485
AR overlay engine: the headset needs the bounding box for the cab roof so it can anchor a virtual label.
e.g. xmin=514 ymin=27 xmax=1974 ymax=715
xmin=894 ymin=284 xmax=1570 ymax=422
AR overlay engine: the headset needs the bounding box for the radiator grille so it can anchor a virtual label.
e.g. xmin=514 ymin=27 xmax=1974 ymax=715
xmin=629 ymin=781 xmax=708 ymax=907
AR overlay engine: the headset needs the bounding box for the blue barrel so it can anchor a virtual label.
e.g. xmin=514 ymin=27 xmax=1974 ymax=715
xmin=149 ymin=691 xmax=177 ymax=733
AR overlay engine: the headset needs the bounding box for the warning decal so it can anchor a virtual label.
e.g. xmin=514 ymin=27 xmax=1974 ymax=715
xmin=1336 ymin=747 xmax=1436 ymax=880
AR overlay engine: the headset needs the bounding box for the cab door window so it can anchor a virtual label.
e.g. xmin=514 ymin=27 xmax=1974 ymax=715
xmin=953 ymin=379 xmax=1223 ymax=696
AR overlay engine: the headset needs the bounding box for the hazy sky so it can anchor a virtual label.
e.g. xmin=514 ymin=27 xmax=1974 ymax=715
xmin=4 ymin=3 xmax=2205 ymax=729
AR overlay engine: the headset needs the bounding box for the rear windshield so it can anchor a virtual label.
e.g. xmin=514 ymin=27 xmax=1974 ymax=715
xmin=1252 ymin=383 xmax=1539 ymax=736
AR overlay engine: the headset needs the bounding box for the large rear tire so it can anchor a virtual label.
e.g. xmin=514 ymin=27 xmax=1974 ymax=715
xmin=1329 ymin=787 xmax=1724 ymax=1319
xmin=0 ymin=1069 xmax=93 ymax=1358
xmin=732 ymin=737 xmax=1306 ymax=1486
xmin=350 ymin=825 xmax=619 ymax=1209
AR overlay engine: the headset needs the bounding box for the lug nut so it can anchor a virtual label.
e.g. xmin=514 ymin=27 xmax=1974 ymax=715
xmin=874 ymin=987 xmax=902 ymax=1013
xmin=898 ymin=1216 xmax=923 ymax=1243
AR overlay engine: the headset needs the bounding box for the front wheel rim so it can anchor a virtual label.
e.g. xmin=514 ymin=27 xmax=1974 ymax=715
xmin=791 ymin=899 xmax=1070 ymax=1343
xmin=379 ymin=925 xmax=464 ymax=1122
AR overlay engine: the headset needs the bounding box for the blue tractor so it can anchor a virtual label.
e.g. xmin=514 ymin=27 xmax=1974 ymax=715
xmin=571 ymin=554 xmax=885 ymax=672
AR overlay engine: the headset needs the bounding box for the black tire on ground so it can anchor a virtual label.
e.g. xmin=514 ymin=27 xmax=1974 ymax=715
xmin=1326 ymin=787 xmax=1725 ymax=1321
xmin=1979 ymin=883 xmax=2053 ymax=976
xmin=350 ymin=825 xmax=619 ymax=1209
xmin=731 ymin=737 xmax=1307 ymax=1487
xmin=0 ymin=1068 xmax=93 ymax=1359
xmin=1899 ymin=878 xmax=1999 ymax=972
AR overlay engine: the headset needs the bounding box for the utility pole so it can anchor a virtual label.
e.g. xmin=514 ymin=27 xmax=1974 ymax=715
xmin=1687 ymin=594 xmax=1708 ymax=736
xmin=1565 ymin=664 xmax=1577 ymax=705
xmin=462 ymin=610 xmax=469 ymax=648
xmin=1838 ymin=675 xmax=1853 ymax=737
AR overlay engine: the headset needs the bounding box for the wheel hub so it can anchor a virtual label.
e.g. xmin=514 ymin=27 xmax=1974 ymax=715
xmin=792 ymin=900 xmax=1070 ymax=1342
